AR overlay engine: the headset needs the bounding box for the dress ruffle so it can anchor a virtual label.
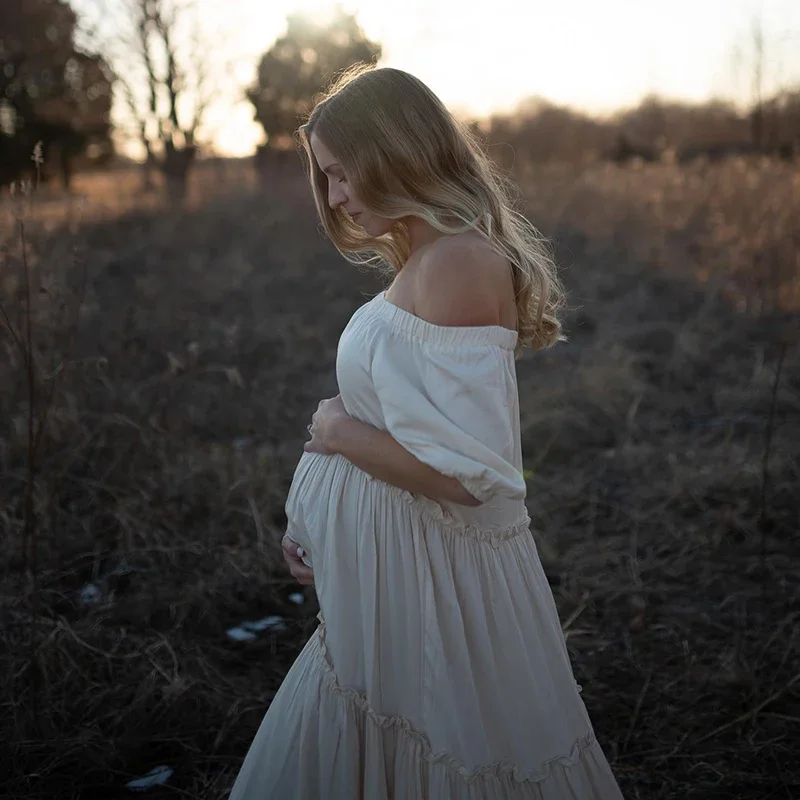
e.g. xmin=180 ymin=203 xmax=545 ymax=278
xmin=316 ymin=620 xmax=597 ymax=786
xmin=368 ymin=476 xmax=532 ymax=546
xmin=230 ymin=624 xmax=624 ymax=799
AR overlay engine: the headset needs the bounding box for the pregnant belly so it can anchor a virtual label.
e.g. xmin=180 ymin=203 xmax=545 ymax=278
xmin=283 ymin=452 xmax=427 ymax=692
xmin=284 ymin=452 xmax=329 ymax=568
xmin=284 ymin=451 xmax=368 ymax=569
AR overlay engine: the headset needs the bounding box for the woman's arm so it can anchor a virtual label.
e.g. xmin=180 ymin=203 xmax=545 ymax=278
xmin=329 ymin=415 xmax=482 ymax=507
xmin=305 ymin=396 xmax=480 ymax=507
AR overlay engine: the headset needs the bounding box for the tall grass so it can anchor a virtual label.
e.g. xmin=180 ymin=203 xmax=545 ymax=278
xmin=519 ymin=157 xmax=800 ymax=314
xmin=0 ymin=157 xmax=798 ymax=799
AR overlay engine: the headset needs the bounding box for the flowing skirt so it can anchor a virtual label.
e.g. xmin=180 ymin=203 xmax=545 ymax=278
xmin=230 ymin=454 xmax=624 ymax=799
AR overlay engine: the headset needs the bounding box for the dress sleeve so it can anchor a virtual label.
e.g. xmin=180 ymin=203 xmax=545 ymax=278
xmin=370 ymin=333 xmax=527 ymax=504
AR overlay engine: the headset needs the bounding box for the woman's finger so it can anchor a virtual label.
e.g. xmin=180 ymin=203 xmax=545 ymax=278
xmin=281 ymin=534 xmax=304 ymax=560
xmin=281 ymin=535 xmax=314 ymax=585
xmin=283 ymin=548 xmax=308 ymax=568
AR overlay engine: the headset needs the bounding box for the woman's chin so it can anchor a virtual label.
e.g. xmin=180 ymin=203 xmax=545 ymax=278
xmin=361 ymin=221 xmax=391 ymax=238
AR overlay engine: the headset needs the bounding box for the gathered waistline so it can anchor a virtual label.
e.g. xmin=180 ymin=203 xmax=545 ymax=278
xmin=290 ymin=451 xmax=531 ymax=547
xmin=370 ymin=476 xmax=531 ymax=546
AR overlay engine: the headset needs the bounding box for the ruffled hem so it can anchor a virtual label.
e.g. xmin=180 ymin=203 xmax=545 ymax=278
xmin=230 ymin=627 xmax=623 ymax=800
xmin=231 ymin=625 xmax=623 ymax=798
xmin=316 ymin=621 xmax=594 ymax=786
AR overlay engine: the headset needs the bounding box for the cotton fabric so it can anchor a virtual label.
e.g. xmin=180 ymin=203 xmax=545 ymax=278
xmin=230 ymin=292 xmax=624 ymax=799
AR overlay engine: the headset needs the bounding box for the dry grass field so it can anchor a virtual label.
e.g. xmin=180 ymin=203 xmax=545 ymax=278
xmin=1 ymin=156 xmax=798 ymax=799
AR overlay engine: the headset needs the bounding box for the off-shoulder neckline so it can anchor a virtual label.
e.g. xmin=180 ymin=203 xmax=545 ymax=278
xmin=372 ymin=291 xmax=519 ymax=351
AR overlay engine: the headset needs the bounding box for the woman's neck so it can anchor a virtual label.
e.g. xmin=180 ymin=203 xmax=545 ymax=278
xmin=404 ymin=215 xmax=446 ymax=256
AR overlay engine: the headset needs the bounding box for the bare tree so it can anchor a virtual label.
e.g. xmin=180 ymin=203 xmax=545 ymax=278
xmin=82 ymin=0 xmax=214 ymax=200
xmin=248 ymin=9 xmax=381 ymax=154
xmin=749 ymin=14 xmax=766 ymax=149
xmin=732 ymin=11 xmax=800 ymax=153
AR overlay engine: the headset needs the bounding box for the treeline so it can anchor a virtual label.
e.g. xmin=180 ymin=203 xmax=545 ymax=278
xmin=2 ymin=0 xmax=797 ymax=196
xmin=0 ymin=1 xmax=381 ymax=195
xmin=478 ymin=91 xmax=800 ymax=168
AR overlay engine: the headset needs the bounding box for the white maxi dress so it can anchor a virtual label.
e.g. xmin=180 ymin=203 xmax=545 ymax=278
xmin=230 ymin=292 xmax=624 ymax=799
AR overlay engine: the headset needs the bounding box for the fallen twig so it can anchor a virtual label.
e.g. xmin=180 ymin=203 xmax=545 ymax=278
xmin=623 ymin=668 xmax=653 ymax=753
xmin=696 ymin=672 xmax=800 ymax=744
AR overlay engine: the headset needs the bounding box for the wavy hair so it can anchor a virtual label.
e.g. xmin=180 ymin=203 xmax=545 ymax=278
xmin=297 ymin=64 xmax=564 ymax=351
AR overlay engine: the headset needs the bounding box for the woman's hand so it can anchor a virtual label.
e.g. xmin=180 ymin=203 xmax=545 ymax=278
xmin=281 ymin=534 xmax=315 ymax=586
xmin=304 ymin=394 xmax=350 ymax=455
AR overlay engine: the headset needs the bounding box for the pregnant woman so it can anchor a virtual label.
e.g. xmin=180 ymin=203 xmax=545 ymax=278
xmin=230 ymin=65 xmax=624 ymax=799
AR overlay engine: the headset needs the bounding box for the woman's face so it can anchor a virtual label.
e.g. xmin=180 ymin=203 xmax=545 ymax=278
xmin=310 ymin=131 xmax=393 ymax=238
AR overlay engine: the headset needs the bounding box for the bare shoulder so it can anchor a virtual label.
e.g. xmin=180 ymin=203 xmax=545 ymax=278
xmin=414 ymin=234 xmax=511 ymax=327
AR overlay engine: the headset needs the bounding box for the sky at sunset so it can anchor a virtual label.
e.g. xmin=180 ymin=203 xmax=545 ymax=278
xmin=80 ymin=0 xmax=800 ymax=157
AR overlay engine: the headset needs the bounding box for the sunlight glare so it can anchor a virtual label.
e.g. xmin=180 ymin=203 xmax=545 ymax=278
xmin=286 ymin=0 xmax=342 ymax=25
xmin=111 ymin=0 xmax=800 ymax=158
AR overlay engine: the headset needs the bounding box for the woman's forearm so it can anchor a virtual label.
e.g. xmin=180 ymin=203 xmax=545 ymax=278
xmin=328 ymin=416 xmax=481 ymax=506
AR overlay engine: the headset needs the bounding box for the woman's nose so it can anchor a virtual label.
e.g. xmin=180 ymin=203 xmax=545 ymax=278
xmin=328 ymin=183 xmax=347 ymax=209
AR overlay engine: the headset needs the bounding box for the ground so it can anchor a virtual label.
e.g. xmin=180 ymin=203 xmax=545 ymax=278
xmin=1 ymin=158 xmax=798 ymax=799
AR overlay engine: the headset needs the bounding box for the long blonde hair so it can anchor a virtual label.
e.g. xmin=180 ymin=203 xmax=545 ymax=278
xmin=297 ymin=64 xmax=564 ymax=351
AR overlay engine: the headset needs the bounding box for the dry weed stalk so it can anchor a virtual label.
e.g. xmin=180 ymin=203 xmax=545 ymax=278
xmin=759 ymin=338 xmax=791 ymax=600
xmin=0 ymin=145 xmax=88 ymax=729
